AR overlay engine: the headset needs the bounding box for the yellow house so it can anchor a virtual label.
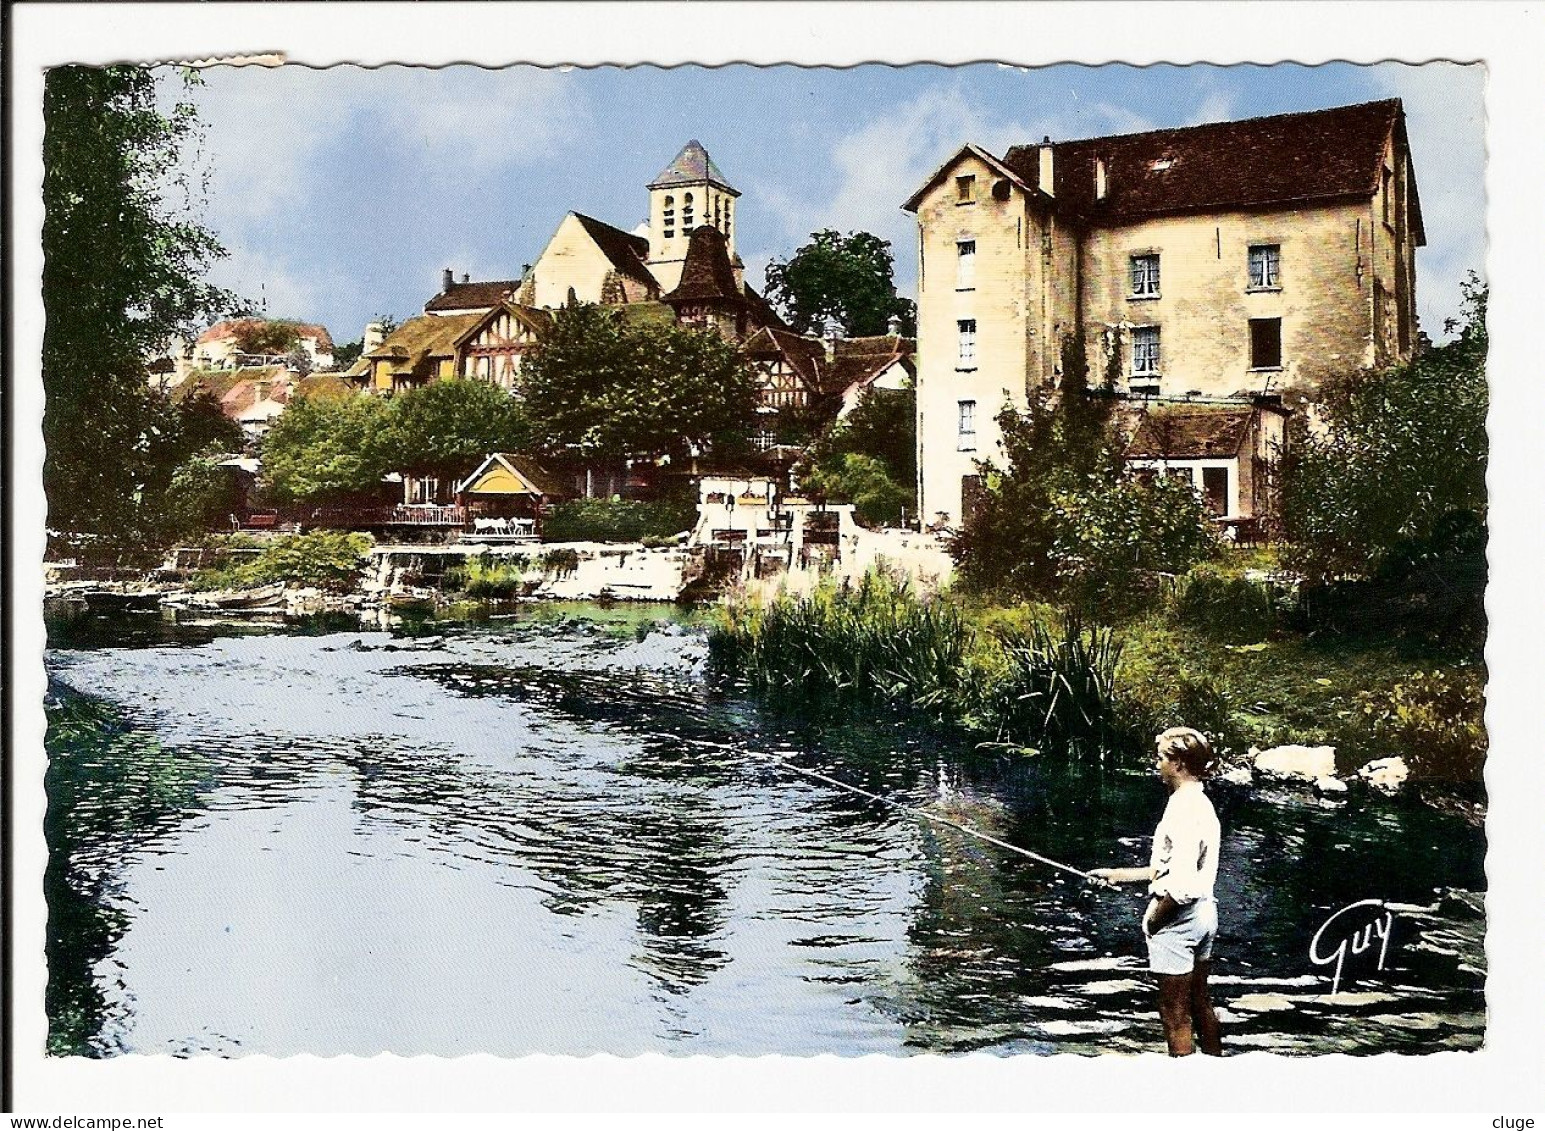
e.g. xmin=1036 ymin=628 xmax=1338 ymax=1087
xmin=348 ymin=301 xmax=552 ymax=396
xmin=903 ymin=99 xmax=1425 ymax=527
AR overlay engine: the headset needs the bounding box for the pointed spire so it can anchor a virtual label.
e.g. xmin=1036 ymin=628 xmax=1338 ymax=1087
xmin=649 ymin=139 xmax=739 ymax=196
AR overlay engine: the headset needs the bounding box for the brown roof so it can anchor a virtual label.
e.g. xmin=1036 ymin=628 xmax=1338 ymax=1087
xmin=295 ymin=373 xmax=358 ymax=402
xmin=823 ymin=340 xmax=916 ymax=399
xmin=648 ymin=140 xmax=739 ymax=196
xmin=743 ymin=326 xmax=825 ymax=389
xmin=1001 ymin=100 xmax=1422 ymax=240
xmin=741 ymin=283 xmax=791 ymax=332
xmin=663 ymin=226 xmax=743 ymax=304
xmin=362 ymin=312 xmax=485 ymax=378
xmin=571 ymin=213 xmax=658 ymax=293
xmin=197 ymin=318 xmax=334 ymax=350
xmin=1126 ymin=406 xmax=1253 ymax=460
xmin=424 ymin=279 xmax=522 ymax=313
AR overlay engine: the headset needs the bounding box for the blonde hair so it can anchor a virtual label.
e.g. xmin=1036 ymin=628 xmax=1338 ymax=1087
xmin=1157 ymin=727 xmax=1213 ymax=778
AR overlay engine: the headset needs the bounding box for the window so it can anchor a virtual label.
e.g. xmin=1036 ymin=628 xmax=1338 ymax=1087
xmin=1249 ymin=318 xmax=1282 ymax=369
xmin=957 ymin=319 xmax=977 ymax=366
xmin=957 ymin=240 xmax=976 ymax=289
xmin=1248 ymin=245 xmax=1280 ymax=289
xmin=1130 ymin=253 xmax=1160 ymax=298
xmin=662 ymin=194 xmax=675 ymax=239
xmin=1132 ymin=325 xmax=1160 ymax=376
xmin=683 ymin=192 xmax=695 ymax=230
xmin=956 ymin=175 xmax=976 ymax=203
xmin=957 ymin=400 xmax=977 ymax=451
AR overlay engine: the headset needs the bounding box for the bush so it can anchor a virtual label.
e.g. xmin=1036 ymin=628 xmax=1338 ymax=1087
xmin=1340 ymin=668 xmax=1487 ymax=782
xmin=542 ymin=497 xmax=696 ymax=543
xmin=191 ymin=530 xmax=373 ymax=592
xmin=446 ymin=555 xmax=526 ymax=599
xmin=1169 ymin=564 xmax=1282 ymax=643
xmin=972 ymin=617 xmax=1124 ymax=760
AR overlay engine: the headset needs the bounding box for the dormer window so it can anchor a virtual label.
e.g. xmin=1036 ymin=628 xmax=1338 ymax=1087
xmin=956 ymin=175 xmax=976 ymax=203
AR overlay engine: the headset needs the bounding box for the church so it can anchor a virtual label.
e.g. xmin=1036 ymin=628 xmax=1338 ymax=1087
xmin=348 ymin=140 xmax=913 ymax=474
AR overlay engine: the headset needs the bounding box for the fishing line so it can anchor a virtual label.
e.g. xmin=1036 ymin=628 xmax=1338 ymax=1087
xmin=691 ymin=735 xmax=1098 ymax=882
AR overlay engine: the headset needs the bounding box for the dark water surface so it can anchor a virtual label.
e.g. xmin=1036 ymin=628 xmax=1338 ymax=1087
xmin=44 ymin=606 xmax=1486 ymax=1057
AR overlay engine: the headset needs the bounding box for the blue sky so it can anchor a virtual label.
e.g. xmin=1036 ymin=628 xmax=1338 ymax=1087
xmin=176 ymin=60 xmax=1485 ymax=347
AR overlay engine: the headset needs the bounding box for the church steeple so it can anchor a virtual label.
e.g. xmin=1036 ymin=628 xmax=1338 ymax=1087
xmin=646 ymin=140 xmax=740 ymax=293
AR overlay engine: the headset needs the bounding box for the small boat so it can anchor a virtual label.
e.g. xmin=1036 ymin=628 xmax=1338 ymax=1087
xmin=207 ymin=583 xmax=287 ymax=610
xmin=83 ymin=590 xmax=162 ymax=615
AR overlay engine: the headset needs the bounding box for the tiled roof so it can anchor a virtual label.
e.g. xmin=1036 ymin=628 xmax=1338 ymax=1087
xmin=663 ymin=226 xmax=742 ymax=304
xmin=741 ymin=283 xmax=791 ymax=332
xmin=824 ymin=337 xmax=916 ymax=398
xmin=743 ymin=326 xmax=825 ymax=389
xmin=1125 ymin=406 xmax=1253 ymax=460
xmin=571 ymin=213 xmax=659 ymax=293
xmin=648 ymin=140 xmax=739 ymax=196
xmin=196 ymin=318 xmax=334 ymax=350
xmin=424 ymin=279 xmax=522 ymax=313
xmin=1003 ymin=100 xmax=1416 ymax=233
xmin=494 ymin=453 xmax=571 ymax=499
xmin=295 ymin=373 xmax=358 ymax=402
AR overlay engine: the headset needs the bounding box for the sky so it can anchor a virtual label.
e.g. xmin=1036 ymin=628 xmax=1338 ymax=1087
xmin=170 ymin=60 xmax=1486 ymax=347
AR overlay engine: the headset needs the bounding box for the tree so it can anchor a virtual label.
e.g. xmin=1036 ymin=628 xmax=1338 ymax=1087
xmin=802 ymin=385 xmax=917 ymax=526
xmin=42 ymin=65 xmax=239 ymax=547
xmin=229 ymin=318 xmax=303 ymax=356
xmin=260 ymin=393 xmax=390 ymax=503
xmin=951 ymin=335 xmax=1215 ymax=601
xmin=520 ymin=302 xmax=759 ymax=461
xmin=1283 ymin=275 xmax=1488 ymax=583
xmin=373 ymin=379 xmax=531 ymax=483
xmin=764 ymin=230 xmax=916 ymax=337
xmin=331 ymin=340 xmax=364 ymax=371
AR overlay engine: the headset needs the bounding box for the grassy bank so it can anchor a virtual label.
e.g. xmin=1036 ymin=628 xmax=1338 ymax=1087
xmin=708 ymin=553 xmax=1485 ymax=785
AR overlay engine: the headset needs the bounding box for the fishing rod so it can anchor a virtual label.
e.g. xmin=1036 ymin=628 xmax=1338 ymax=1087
xmin=690 ymin=735 xmax=1100 ymax=882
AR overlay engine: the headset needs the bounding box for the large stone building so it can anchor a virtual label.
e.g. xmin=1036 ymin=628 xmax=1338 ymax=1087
xmin=904 ymin=99 xmax=1424 ymax=527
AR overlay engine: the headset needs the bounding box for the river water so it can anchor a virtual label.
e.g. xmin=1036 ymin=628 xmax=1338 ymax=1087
xmin=44 ymin=605 xmax=1486 ymax=1057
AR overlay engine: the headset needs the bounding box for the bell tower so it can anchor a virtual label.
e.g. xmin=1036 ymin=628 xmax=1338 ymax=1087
xmin=646 ymin=140 xmax=740 ymax=293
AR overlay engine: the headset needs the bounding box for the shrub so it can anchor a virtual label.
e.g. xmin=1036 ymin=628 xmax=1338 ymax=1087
xmin=542 ymin=497 xmax=696 ymax=543
xmin=192 ymin=530 xmax=373 ymax=592
xmin=974 ymin=617 xmax=1124 ymax=760
xmin=1340 ymin=667 xmax=1487 ymax=782
xmin=1169 ymin=564 xmax=1281 ymax=643
xmin=447 ymin=555 xmax=526 ymax=599
xmin=540 ymin=548 xmax=581 ymax=576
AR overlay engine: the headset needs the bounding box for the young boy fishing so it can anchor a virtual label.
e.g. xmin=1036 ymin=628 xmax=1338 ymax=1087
xmin=1090 ymin=726 xmax=1223 ymax=1056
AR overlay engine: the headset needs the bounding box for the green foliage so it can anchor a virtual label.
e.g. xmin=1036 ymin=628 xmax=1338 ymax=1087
xmin=1341 ymin=667 xmax=1487 ymax=782
xmin=447 ymin=555 xmax=526 ymax=599
xmin=1283 ymin=275 xmax=1487 ymax=583
xmin=764 ymin=229 xmax=916 ymax=337
xmin=539 ymin=548 xmax=581 ymax=575
xmin=974 ymin=618 xmax=1125 ymax=760
xmin=373 ymin=378 xmax=530 ymax=481
xmin=803 ymin=386 xmax=917 ymax=525
xmin=43 ymin=65 xmax=241 ymax=548
xmin=709 ymin=573 xmax=971 ymax=713
xmin=331 ymin=340 xmax=363 ymax=371
xmin=260 ymin=393 xmax=390 ymax=503
xmin=541 ymin=497 xmax=696 ymax=543
xmin=229 ymin=318 xmax=303 ymax=355
xmin=806 ymin=453 xmax=913 ymax=527
xmin=191 ymin=531 xmax=373 ymax=592
xmin=952 ymin=347 xmax=1216 ymax=602
xmin=521 ymin=302 xmax=759 ymax=461
xmin=161 ymin=448 xmax=242 ymax=540
xmin=1168 ymin=564 xmax=1282 ymax=644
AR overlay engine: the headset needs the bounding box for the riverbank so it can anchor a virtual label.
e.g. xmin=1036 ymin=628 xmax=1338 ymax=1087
xmin=707 ymin=563 xmax=1487 ymax=822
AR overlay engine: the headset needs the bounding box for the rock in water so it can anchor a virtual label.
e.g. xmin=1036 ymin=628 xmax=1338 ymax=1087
xmin=1314 ymin=775 xmax=1349 ymax=796
xmin=1253 ymin=744 xmax=1336 ymax=782
xmin=1219 ymin=766 xmax=1254 ymax=787
xmin=1358 ymin=756 xmax=1410 ymax=795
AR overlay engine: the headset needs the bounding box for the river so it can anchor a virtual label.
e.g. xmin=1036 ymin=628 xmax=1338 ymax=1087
xmin=43 ymin=604 xmax=1486 ymax=1057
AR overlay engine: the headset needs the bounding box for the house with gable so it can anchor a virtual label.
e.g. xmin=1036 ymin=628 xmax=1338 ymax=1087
xmin=903 ymin=98 xmax=1424 ymax=528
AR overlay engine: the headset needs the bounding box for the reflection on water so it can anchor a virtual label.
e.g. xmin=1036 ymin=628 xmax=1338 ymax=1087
xmin=44 ymin=608 xmax=1486 ymax=1056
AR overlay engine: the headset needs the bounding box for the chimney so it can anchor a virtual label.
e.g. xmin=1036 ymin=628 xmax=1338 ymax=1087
xmin=886 ymin=313 xmax=903 ymax=336
xmin=363 ymin=321 xmax=386 ymax=355
xmin=441 ymin=268 xmax=454 ymax=292
xmin=823 ymin=316 xmax=843 ymax=360
xmin=462 ymin=273 xmax=470 ymax=283
xmin=1039 ymin=136 xmax=1055 ymax=197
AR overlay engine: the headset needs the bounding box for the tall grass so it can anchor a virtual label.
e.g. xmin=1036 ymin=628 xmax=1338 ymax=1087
xmin=446 ymin=555 xmax=526 ymax=599
xmin=976 ymin=617 xmax=1125 ymax=760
